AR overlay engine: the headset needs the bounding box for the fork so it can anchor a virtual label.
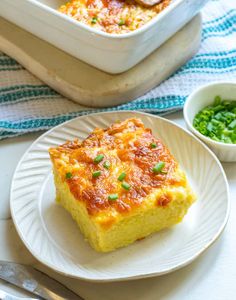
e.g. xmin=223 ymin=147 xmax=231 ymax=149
xmin=0 ymin=289 xmax=40 ymax=300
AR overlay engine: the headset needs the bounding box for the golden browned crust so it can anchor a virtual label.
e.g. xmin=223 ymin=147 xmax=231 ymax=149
xmin=59 ymin=0 xmax=171 ymax=34
xmin=49 ymin=118 xmax=185 ymax=216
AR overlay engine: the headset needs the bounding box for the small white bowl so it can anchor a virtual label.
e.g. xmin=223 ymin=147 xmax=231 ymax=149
xmin=184 ymin=82 xmax=236 ymax=162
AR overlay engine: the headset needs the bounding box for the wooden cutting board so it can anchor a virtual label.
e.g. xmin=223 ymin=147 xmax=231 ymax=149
xmin=0 ymin=15 xmax=201 ymax=108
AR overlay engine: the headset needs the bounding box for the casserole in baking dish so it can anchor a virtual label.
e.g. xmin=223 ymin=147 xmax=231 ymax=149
xmin=58 ymin=0 xmax=171 ymax=34
xmin=0 ymin=0 xmax=209 ymax=73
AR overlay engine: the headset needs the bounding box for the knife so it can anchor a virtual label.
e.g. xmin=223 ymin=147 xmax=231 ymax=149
xmin=0 ymin=261 xmax=84 ymax=300
xmin=0 ymin=289 xmax=39 ymax=300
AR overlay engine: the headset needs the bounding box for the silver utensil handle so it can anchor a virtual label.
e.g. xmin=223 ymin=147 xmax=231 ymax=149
xmin=0 ymin=289 xmax=39 ymax=300
xmin=0 ymin=262 xmax=83 ymax=300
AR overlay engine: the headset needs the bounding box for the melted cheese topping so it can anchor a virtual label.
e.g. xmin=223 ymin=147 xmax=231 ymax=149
xmin=59 ymin=0 xmax=171 ymax=34
xmin=49 ymin=118 xmax=186 ymax=218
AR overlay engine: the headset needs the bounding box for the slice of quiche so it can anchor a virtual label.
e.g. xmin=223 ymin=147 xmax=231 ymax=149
xmin=49 ymin=118 xmax=196 ymax=252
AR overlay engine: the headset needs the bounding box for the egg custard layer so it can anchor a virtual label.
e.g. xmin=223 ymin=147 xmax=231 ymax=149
xmin=49 ymin=118 xmax=196 ymax=252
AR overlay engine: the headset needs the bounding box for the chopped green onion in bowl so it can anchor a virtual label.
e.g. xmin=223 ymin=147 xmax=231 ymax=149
xmin=193 ymin=96 xmax=236 ymax=144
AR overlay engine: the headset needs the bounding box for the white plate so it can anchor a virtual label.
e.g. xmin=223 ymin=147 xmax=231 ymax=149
xmin=10 ymin=111 xmax=230 ymax=282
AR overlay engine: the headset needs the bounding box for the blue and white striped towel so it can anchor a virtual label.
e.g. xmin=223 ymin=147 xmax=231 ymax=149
xmin=0 ymin=0 xmax=235 ymax=140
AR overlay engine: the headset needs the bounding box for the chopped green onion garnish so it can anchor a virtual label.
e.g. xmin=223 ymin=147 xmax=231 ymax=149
xmin=118 ymin=19 xmax=125 ymax=26
xmin=150 ymin=142 xmax=157 ymax=148
xmin=91 ymin=17 xmax=97 ymax=24
xmin=94 ymin=154 xmax=104 ymax=164
xmin=121 ymin=181 xmax=131 ymax=190
xmin=108 ymin=194 xmax=118 ymax=201
xmin=118 ymin=172 xmax=126 ymax=181
xmin=103 ymin=161 xmax=110 ymax=169
xmin=92 ymin=170 xmax=101 ymax=178
xmin=193 ymin=96 xmax=236 ymax=144
xmin=229 ymin=119 xmax=236 ymax=130
xmin=65 ymin=172 xmax=72 ymax=179
xmin=222 ymin=100 xmax=231 ymax=106
xmin=160 ymin=170 xmax=168 ymax=174
xmin=214 ymin=95 xmax=221 ymax=106
xmin=152 ymin=162 xmax=165 ymax=174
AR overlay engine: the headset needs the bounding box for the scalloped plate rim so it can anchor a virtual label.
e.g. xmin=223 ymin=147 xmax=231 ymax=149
xmin=10 ymin=111 xmax=230 ymax=282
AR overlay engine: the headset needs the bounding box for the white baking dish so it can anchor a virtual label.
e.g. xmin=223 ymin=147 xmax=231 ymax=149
xmin=0 ymin=0 xmax=209 ymax=74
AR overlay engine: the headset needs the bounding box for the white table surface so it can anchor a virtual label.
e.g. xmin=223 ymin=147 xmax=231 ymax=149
xmin=0 ymin=111 xmax=236 ymax=300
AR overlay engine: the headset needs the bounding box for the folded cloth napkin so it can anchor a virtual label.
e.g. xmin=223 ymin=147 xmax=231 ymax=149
xmin=0 ymin=0 xmax=235 ymax=140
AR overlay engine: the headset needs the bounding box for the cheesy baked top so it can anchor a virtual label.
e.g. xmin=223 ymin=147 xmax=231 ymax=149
xmin=49 ymin=118 xmax=187 ymax=219
xmin=59 ymin=0 xmax=171 ymax=34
